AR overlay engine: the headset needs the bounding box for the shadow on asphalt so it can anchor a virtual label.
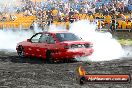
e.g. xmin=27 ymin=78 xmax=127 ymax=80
xmin=0 ymin=56 xmax=78 ymax=64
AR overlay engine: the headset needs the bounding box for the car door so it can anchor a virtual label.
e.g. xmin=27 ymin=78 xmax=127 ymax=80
xmin=29 ymin=33 xmax=42 ymax=56
xmin=34 ymin=33 xmax=49 ymax=58
xmin=35 ymin=33 xmax=56 ymax=58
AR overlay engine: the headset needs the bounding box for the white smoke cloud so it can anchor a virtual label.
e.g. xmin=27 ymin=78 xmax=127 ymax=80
xmin=69 ymin=20 xmax=125 ymax=61
xmin=0 ymin=30 xmax=33 ymax=51
xmin=48 ymin=24 xmax=67 ymax=32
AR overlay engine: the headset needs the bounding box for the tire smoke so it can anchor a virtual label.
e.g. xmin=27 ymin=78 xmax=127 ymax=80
xmin=0 ymin=30 xmax=33 ymax=51
xmin=69 ymin=20 xmax=125 ymax=61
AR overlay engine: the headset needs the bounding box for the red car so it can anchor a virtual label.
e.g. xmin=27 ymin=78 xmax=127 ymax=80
xmin=16 ymin=31 xmax=94 ymax=62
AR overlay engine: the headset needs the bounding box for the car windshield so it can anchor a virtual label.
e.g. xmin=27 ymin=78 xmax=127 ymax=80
xmin=56 ymin=33 xmax=81 ymax=42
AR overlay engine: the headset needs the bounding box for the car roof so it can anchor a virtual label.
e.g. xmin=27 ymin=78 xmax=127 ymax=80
xmin=39 ymin=31 xmax=70 ymax=34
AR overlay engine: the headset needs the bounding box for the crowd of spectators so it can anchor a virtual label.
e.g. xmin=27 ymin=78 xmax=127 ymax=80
xmin=33 ymin=0 xmax=132 ymax=30
xmin=0 ymin=0 xmax=131 ymax=30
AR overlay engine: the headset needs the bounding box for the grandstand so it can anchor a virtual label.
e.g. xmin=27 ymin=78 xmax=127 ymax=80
xmin=0 ymin=14 xmax=36 ymax=29
xmin=0 ymin=12 xmax=131 ymax=32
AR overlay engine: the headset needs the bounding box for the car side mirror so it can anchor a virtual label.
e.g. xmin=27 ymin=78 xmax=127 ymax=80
xmin=27 ymin=39 xmax=31 ymax=42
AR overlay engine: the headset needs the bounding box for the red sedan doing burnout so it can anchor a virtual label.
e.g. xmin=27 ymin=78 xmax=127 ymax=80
xmin=16 ymin=31 xmax=94 ymax=62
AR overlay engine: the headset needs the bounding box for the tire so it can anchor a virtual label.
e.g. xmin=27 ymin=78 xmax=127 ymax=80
xmin=17 ymin=46 xmax=25 ymax=58
xmin=80 ymin=77 xmax=86 ymax=85
xmin=46 ymin=50 xmax=54 ymax=63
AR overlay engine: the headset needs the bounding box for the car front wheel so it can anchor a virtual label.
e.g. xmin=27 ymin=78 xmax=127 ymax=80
xmin=17 ymin=46 xmax=25 ymax=58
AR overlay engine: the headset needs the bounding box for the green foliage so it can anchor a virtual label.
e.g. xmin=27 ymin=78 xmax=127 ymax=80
xmin=118 ymin=39 xmax=132 ymax=45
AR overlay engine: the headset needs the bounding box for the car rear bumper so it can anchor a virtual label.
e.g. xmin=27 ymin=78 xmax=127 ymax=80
xmin=52 ymin=48 xmax=94 ymax=59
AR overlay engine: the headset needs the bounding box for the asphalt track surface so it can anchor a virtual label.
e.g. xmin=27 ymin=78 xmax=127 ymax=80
xmin=0 ymin=46 xmax=131 ymax=88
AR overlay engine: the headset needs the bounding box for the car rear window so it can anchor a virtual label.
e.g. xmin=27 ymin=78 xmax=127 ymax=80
xmin=56 ymin=33 xmax=81 ymax=42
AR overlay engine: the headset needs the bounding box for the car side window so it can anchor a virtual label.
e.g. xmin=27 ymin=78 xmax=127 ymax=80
xmin=31 ymin=34 xmax=42 ymax=43
xmin=39 ymin=34 xmax=55 ymax=44
xmin=39 ymin=34 xmax=48 ymax=43
xmin=47 ymin=35 xmax=55 ymax=44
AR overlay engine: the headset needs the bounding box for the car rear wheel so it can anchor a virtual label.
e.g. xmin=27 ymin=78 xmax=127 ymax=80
xmin=18 ymin=46 xmax=25 ymax=58
xmin=46 ymin=50 xmax=54 ymax=63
